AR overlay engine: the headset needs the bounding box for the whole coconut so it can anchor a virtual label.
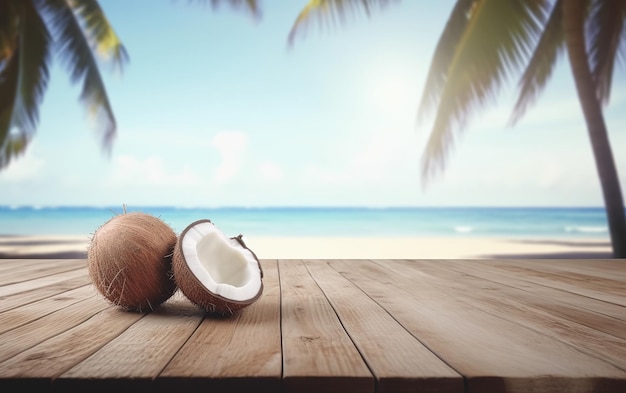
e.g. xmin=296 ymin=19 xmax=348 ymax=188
xmin=88 ymin=212 xmax=177 ymax=312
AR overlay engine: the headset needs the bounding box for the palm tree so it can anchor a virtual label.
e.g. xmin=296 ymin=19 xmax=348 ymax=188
xmin=0 ymin=0 xmax=128 ymax=170
xmin=289 ymin=0 xmax=626 ymax=258
xmin=0 ymin=0 xmax=260 ymax=171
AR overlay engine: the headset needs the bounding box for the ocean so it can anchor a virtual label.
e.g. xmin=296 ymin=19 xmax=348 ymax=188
xmin=0 ymin=206 xmax=612 ymax=238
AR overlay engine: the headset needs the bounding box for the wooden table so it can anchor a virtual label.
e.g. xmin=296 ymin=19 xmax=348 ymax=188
xmin=0 ymin=258 xmax=624 ymax=392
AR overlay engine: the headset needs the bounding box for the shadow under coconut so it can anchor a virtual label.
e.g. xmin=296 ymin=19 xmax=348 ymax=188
xmin=124 ymin=291 xmax=264 ymax=320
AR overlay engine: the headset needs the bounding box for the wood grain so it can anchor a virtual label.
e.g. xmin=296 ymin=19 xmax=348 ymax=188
xmin=387 ymin=259 xmax=626 ymax=370
xmin=0 ymin=258 xmax=624 ymax=393
xmin=478 ymin=259 xmax=625 ymax=306
xmin=0 ymin=274 xmax=91 ymax=313
xmin=280 ymin=259 xmax=374 ymax=393
xmin=0 ymin=306 xmax=144 ymax=390
xmin=0 ymin=293 xmax=111 ymax=363
xmin=331 ymin=259 xmax=626 ymax=393
xmin=159 ymin=259 xmax=282 ymax=392
xmin=0 ymin=285 xmax=94 ymax=334
xmin=0 ymin=259 xmax=86 ymax=286
xmin=56 ymin=292 xmax=201 ymax=391
xmin=0 ymin=268 xmax=87 ymax=298
xmin=306 ymin=259 xmax=463 ymax=393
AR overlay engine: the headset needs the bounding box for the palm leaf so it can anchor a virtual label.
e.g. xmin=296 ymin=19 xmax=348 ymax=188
xmin=187 ymin=0 xmax=262 ymax=19
xmin=0 ymin=132 xmax=30 ymax=170
xmin=68 ymin=0 xmax=129 ymax=70
xmin=13 ymin=0 xmax=51 ymax=136
xmin=419 ymin=0 xmax=549 ymax=184
xmin=416 ymin=0 xmax=476 ymax=123
xmin=287 ymin=0 xmax=397 ymax=46
xmin=509 ymin=0 xmax=565 ymax=126
xmin=44 ymin=0 xmax=121 ymax=152
xmin=0 ymin=1 xmax=50 ymax=166
xmin=0 ymin=0 xmax=18 ymax=62
xmin=587 ymin=0 xmax=626 ymax=105
xmin=0 ymin=44 xmax=19 ymax=149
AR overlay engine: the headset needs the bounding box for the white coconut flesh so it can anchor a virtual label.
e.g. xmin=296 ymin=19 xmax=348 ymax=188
xmin=180 ymin=221 xmax=261 ymax=302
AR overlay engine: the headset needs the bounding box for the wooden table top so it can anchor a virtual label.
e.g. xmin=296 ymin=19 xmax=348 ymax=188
xmin=0 ymin=258 xmax=624 ymax=393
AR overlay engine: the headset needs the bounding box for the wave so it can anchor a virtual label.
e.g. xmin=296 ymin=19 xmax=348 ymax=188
xmin=454 ymin=226 xmax=473 ymax=233
xmin=564 ymin=226 xmax=607 ymax=233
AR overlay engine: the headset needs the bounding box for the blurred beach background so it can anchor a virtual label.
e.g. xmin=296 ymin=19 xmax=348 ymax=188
xmin=0 ymin=206 xmax=613 ymax=259
xmin=1 ymin=1 xmax=624 ymax=259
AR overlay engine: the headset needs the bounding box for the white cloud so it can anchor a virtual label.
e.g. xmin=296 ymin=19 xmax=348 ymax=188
xmin=212 ymin=130 xmax=248 ymax=184
xmin=0 ymin=149 xmax=45 ymax=182
xmin=257 ymin=161 xmax=284 ymax=183
xmin=108 ymin=155 xmax=200 ymax=187
xmin=301 ymin=129 xmax=421 ymax=190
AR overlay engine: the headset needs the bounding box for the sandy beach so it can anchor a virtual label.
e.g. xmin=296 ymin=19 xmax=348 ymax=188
xmin=0 ymin=234 xmax=613 ymax=259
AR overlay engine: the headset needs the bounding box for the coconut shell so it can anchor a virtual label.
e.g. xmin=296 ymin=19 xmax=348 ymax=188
xmin=172 ymin=219 xmax=263 ymax=316
xmin=88 ymin=212 xmax=177 ymax=312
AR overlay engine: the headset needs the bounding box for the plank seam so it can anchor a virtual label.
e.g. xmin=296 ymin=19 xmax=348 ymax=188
xmin=403 ymin=260 xmax=626 ymax=373
xmin=0 ymin=282 xmax=92 ymax=314
xmin=350 ymin=259 xmax=468 ymax=382
xmin=276 ymin=259 xmax=285 ymax=391
xmin=0 ymin=284 xmax=94 ymax=335
xmin=0 ymin=265 xmax=87 ymax=286
xmin=276 ymin=259 xmax=285 ymax=390
xmin=49 ymin=310 xmax=150 ymax=385
xmin=441 ymin=261 xmax=626 ymax=322
xmin=154 ymin=295 xmax=206 ymax=381
xmin=303 ymin=259 xmax=378 ymax=393
xmin=483 ymin=262 xmax=626 ymax=307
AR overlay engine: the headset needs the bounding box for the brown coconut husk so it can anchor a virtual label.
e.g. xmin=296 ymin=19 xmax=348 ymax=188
xmin=88 ymin=212 xmax=177 ymax=312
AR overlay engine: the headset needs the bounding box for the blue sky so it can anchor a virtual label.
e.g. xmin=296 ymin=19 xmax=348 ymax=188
xmin=1 ymin=0 xmax=625 ymax=207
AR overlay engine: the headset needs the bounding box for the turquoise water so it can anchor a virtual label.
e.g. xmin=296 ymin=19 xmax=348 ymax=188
xmin=0 ymin=206 xmax=612 ymax=238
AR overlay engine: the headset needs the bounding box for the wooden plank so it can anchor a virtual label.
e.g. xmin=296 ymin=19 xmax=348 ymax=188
xmin=438 ymin=259 xmax=626 ymax=322
xmin=434 ymin=259 xmax=626 ymax=339
xmin=0 ymin=258 xmax=63 ymax=269
xmin=159 ymin=259 xmax=282 ymax=392
xmin=0 ymin=305 xmax=144 ymax=392
xmin=280 ymin=259 xmax=374 ymax=393
xmin=0 ymin=268 xmax=87 ymax=298
xmin=0 ymin=292 xmax=111 ymax=363
xmin=305 ymin=259 xmax=463 ymax=393
xmin=509 ymin=258 xmax=626 ymax=280
xmin=0 ymin=259 xmax=76 ymax=283
xmin=0 ymin=274 xmax=91 ymax=313
xmin=386 ymin=259 xmax=626 ymax=371
xmin=0 ymin=285 xmax=93 ymax=334
xmin=332 ymin=260 xmax=626 ymax=393
xmin=0 ymin=259 xmax=63 ymax=275
xmin=56 ymin=292 xmax=201 ymax=392
xmin=479 ymin=259 xmax=625 ymax=306
xmin=0 ymin=259 xmax=86 ymax=286
xmin=488 ymin=258 xmax=626 ymax=285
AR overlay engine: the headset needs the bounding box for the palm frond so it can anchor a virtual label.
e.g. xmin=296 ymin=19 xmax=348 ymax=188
xmin=287 ymin=0 xmax=397 ymax=47
xmin=416 ymin=0 xmax=476 ymax=123
xmin=419 ymin=0 xmax=550 ymax=185
xmin=68 ymin=0 xmax=129 ymax=70
xmin=13 ymin=0 xmax=51 ymax=136
xmin=509 ymin=0 xmax=565 ymax=126
xmin=0 ymin=1 xmax=50 ymax=166
xmin=0 ymin=44 xmax=20 ymax=149
xmin=188 ymin=0 xmax=262 ymax=20
xmin=44 ymin=0 xmax=119 ymax=152
xmin=0 ymin=132 xmax=30 ymax=170
xmin=587 ymin=0 xmax=626 ymax=105
xmin=0 ymin=1 xmax=19 ymax=62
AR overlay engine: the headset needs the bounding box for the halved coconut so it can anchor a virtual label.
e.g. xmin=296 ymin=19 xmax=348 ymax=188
xmin=172 ymin=219 xmax=263 ymax=315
